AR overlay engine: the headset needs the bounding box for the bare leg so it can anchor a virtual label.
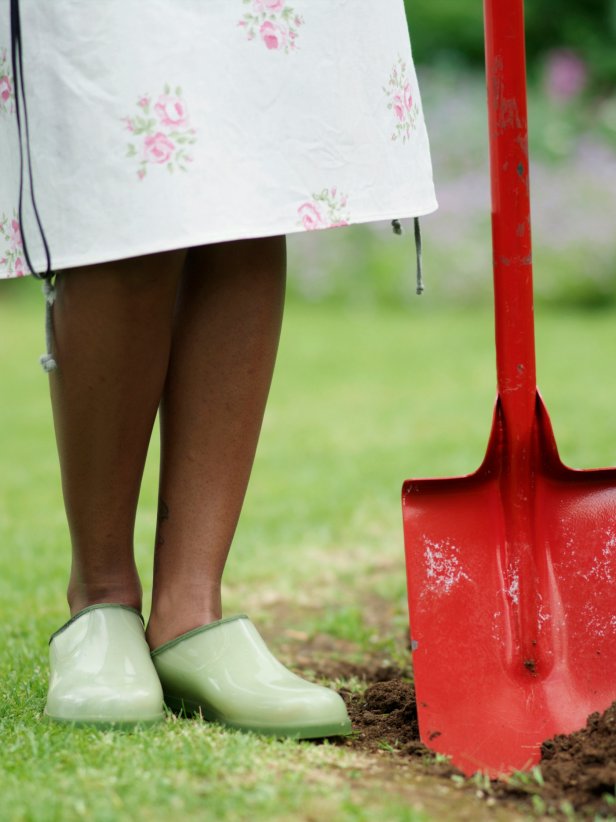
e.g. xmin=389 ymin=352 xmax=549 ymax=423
xmin=49 ymin=250 xmax=187 ymax=615
xmin=146 ymin=235 xmax=286 ymax=649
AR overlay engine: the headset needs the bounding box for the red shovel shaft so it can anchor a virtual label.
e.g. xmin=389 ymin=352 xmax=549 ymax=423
xmin=485 ymin=1 xmax=540 ymax=671
xmin=485 ymin=0 xmax=536 ymax=428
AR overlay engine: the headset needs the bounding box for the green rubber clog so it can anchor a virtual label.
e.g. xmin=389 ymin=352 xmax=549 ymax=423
xmin=45 ymin=604 xmax=165 ymax=726
xmin=151 ymin=614 xmax=352 ymax=739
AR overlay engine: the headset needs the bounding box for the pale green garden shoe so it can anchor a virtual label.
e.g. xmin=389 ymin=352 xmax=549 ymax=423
xmin=45 ymin=604 xmax=165 ymax=726
xmin=151 ymin=614 xmax=352 ymax=738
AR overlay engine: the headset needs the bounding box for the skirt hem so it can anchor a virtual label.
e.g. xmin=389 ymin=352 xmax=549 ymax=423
xmin=2 ymin=199 xmax=438 ymax=279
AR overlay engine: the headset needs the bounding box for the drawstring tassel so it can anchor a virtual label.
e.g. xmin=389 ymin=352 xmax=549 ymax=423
xmin=39 ymin=278 xmax=57 ymax=373
xmin=414 ymin=217 xmax=423 ymax=295
xmin=391 ymin=217 xmax=424 ymax=295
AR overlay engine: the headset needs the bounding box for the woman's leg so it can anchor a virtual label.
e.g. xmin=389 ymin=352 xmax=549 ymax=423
xmin=146 ymin=235 xmax=286 ymax=649
xmin=49 ymin=250 xmax=187 ymax=615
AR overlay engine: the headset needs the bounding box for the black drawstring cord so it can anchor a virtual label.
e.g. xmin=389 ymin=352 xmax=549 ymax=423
xmin=10 ymin=0 xmax=51 ymax=279
xmin=10 ymin=0 xmax=57 ymax=371
xmin=392 ymin=217 xmax=423 ymax=295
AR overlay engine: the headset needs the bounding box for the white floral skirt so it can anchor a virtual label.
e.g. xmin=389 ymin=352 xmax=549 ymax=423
xmin=0 ymin=0 xmax=436 ymax=279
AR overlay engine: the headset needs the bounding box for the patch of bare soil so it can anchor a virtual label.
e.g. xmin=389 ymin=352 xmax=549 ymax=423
xmin=496 ymin=702 xmax=616 ymax=818
xmin=260 ymin=594 xmax=616 ymax=818
xmin=314 ymin=657 xmax=616 ymax=819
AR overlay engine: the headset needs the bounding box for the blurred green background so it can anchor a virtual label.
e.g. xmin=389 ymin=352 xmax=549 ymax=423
xmin=407 ymin=0 xmax=616 ymax=91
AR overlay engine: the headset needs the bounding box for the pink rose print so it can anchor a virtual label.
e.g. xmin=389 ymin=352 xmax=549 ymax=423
xmin=403 ymin=82 xmax=413 ymax=111
xmin=154 ymin=94 xmax=188 ymax=128
xmin=259 ymin=20 xmax=287 ymax=50
xmin=122 ymin=84 xmax=196 ymax=179
xmin=383 ymin=56 xmax=420 ymax=143
xmin=297 ymin=187 xmax=350 ymax=232
xmin=0 ymin=75 xmax=11 ymax=102
xmin=392 ymin=94 xmax=405 ymax=122
xmin=144 ymin=132 xmax=175 ymax=164
xmin=253 ymin=0 xmax=285 ymax=10
xmin=0 ymin=210 xmax=26 ymax=277
xmin=0 ymin=48 xmax=15 ymax=115
xmin=10 ymin=218 xmax=22 ymax=249
xmin=298 ymin=202 xmax=325 ymax=231
xmin=238 ymin=0 xmax=304 ymax=53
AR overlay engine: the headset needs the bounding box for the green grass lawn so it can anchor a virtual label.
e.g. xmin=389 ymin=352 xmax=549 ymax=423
xmin=1 ymin=284 xmax=615 ymax=821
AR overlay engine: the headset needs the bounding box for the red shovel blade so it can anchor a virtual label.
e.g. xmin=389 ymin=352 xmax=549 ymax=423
xmin=402 ymin=392 xmax=616 ymax=776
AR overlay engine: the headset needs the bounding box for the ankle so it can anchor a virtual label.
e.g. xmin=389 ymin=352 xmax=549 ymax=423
xmin=146 ymin=592 xmax=222 ymax=650
xmin=67 ymin=580 xmax=143 ymax=617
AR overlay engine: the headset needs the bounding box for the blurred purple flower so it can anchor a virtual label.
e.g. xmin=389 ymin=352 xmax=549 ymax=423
xmin=544 ymin=49 xmax=588 ymax=102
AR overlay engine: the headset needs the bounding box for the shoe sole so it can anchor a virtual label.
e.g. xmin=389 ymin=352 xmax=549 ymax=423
xmin=164 ymin=694 xmax=353 ymax=739
xmin=43 ymin=709 xmax=165 ymax=729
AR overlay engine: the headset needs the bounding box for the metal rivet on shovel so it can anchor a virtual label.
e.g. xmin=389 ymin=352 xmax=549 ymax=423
xmin=402 ymin=0 xmax=616 ymax=777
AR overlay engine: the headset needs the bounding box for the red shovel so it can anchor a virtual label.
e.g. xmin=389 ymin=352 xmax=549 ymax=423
xmin=402 ymin=0 xmax=616 ymax=777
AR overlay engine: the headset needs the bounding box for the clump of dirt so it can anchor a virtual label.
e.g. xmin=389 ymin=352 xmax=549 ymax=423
xmin=481 ymin=701 xmax=616 ymax=818
xmin=341 ymin=678 xmax=423 ymax=755
xmin=335 ymin=676 xmax=459 ymax=778
xmin=536 ymin=702 xmax=616 ymax=816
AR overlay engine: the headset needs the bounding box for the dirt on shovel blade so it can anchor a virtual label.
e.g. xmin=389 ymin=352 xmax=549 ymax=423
xmin=328 ymin=667 xmax=616 ymax=817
